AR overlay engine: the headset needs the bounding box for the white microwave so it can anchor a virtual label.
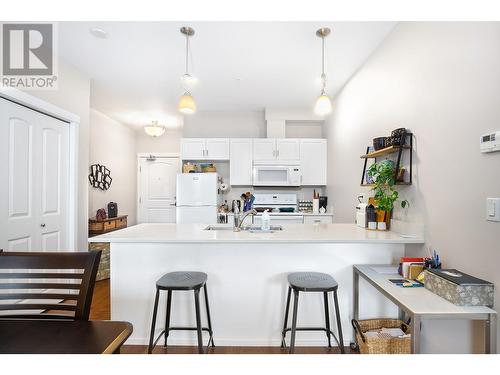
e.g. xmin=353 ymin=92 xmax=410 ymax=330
xmin=252 ymin=161 xmax=301 ymax=187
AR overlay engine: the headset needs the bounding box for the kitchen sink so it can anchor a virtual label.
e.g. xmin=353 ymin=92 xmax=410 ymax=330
xmin=204 ymin=225 xmax=283 ymax=232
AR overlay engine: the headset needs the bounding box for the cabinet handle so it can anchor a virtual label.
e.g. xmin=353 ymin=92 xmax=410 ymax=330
xmin=277 ymin=149 xmax=280 ymax=158
xmin=205 ymin=149 xmax=208 ymax=157
xmin=40 ymin=223 xmax=46 ymax=228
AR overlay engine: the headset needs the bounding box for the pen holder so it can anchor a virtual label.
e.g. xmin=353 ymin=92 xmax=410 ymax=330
xmin=425 ymin=258 xmax=442 ymax=269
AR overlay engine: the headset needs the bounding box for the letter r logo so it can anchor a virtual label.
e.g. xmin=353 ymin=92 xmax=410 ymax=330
xmin=2 ymin=24 xmax=53 ymax=76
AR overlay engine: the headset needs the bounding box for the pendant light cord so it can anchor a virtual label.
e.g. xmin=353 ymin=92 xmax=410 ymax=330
xmin=185 ymin=34 xmax=189 ymax=74
xmin=321 ymin=35 xmax=326 ymax=94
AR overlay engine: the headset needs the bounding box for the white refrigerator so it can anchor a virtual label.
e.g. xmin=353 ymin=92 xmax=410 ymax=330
xmin=176 ymin=173 xmax=220 ymax=224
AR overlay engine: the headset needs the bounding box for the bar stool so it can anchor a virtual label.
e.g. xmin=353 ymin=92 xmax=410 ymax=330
xmin=281 ymin=272 xmax=345 ymax=354
xmin=148 ymin=271 xmax=214 ymax=354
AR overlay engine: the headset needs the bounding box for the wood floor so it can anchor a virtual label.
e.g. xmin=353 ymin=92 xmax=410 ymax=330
xmin=90 ymin=279 xmax=355 ymax=354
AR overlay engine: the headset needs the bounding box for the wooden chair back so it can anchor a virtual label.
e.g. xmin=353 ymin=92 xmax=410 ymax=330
xmin=0 ymin=251 xmax=101 ymax=320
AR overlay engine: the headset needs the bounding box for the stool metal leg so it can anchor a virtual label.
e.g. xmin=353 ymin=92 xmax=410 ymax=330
xmin=148 ymin=289 xmax=160 ymax=354
xmin=281 ymin=286 xmax=292 ymax=348
xmin=203 ymin=284 xmax=215 ymax=347
xmin=323 ymin=291 xmax=332 ymax=348
xmin=333 ymin=289 xmax=345 ymax=354
xmin=194 ymin=288 xmax=204 ymax=354
xmin=164 ymin=290 xmax=172 ymax=347
xmin=289 ymin=289 xmax=299 ymax=354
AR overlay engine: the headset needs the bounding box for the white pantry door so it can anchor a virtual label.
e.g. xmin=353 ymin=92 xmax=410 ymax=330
xmin=0 ymin=98 xmax=69 ymax=252
xmin=138 ymin=156 xmax=179 ymax=223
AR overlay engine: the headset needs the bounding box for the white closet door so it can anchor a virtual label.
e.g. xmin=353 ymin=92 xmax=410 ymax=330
xmin=38 ymin=114 xmax=69 ymax=251
xmin=0 ymin=98 xmax=69 ymax=252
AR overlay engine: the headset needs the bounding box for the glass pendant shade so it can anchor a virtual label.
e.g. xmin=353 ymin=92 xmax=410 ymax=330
xmin=178 ymin=92 xmax=196 ymax=114
xmin=144 ymin=121 xmax=166 ymax=137
xmin=314 ymin=94 xmax=332 ymax=115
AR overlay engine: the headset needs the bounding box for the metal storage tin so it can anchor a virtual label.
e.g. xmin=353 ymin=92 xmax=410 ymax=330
xmin=424 ymin=269 xmax=494 ymax=307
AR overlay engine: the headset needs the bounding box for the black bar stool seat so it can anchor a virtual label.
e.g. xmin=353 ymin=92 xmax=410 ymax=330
xmin=148 ymin=271 xmax=214 ymax=354
xmin=281 ymin=271 xmax=345 ymax=354
xmin=288 ymin=272 xmax=338 ymax=292
xmin=156 ymin=271 xmax=207 ymax=290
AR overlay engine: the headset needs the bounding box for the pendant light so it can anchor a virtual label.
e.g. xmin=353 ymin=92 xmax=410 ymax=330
xmin=314 ymin=27 xmax=332 ymax=116
xmin=178 ymin=27 xmax=196 ymax=115
xmin=144 ymin=121 xmax=166 ymax=137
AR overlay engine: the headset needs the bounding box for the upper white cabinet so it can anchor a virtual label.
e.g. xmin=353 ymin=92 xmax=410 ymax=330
xmin=253 ymin=138 xmax=300 ymax=161
xmin=276 ymin=139 xmax=300 ymax=161
xmin=230 ymin=138 xmax=253 ymax=185
xmin=181 ymin=138 xmax=206 ymax=160
xmin=205 ymin=138 xmax=230 ymax=160
xmin=300 ymin=139 xmax=327 ymax=185
xmin=253 ymin=139 xmax=276 ymax=161
xmin=181 ymin=138 xmax=229 ymax=160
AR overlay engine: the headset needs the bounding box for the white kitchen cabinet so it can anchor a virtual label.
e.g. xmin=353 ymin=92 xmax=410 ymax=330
xmin=181 ymin=138 xmax=229 ymax=160
xmin=276 ymin=139 xmax=300 ymax=161
xmin=206 ymin=138 xmax=230 ymax=160
xmin=230 ymin=138 xmax=253 ymax=185
xmin=253 ymin=138 xmax=300 ymax=161
xmin=253 ymin=138 xmax=276 ymax=161
xmin=300 ymin=139 xmax=327 ymax=185
xmin=303 ymin=215 xmax=333 ymax=224
xmin=181 ymin=138 xmax=206 ymax=160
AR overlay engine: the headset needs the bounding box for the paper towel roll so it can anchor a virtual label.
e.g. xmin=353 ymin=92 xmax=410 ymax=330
xmin=312 ymin=198 xmax=319 ymax=214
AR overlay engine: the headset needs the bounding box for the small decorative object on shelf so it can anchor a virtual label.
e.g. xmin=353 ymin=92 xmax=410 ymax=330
xmin=95 ymin=208 xmax=107 ymax=220
xmin=88 ymin=164 xmax=112 ymax=190
xmin=107 ymin=202 xmax=118 ymax=218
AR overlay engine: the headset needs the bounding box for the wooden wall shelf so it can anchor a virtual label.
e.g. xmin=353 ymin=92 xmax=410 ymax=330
xmin=360 ymin=182 xmax=412 ymax=187
xmin=360 ymin=145 xmax=410 ymax=159
xmin=360 ymin=133 xmax=413 ymax=186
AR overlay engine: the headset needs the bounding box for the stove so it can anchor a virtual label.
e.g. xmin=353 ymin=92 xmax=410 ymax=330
xmin=252 ymin=193 xmax=297 ymax=213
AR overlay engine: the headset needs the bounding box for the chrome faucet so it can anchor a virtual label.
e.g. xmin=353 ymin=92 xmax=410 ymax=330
xmin=233 ymin=209 xmax=257 ymax=232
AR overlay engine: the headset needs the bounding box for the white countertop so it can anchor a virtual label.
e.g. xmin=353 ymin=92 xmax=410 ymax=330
xmin=89 ymin=223 xmax=424 ymax=244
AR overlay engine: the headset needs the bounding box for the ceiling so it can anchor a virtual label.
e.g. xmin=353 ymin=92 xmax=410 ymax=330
xmin=58 ymin=22 xmax=396 ymax=129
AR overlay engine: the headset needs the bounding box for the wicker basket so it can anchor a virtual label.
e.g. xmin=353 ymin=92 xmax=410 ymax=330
xmin=352 ymin=318 xmax=411 ymax=354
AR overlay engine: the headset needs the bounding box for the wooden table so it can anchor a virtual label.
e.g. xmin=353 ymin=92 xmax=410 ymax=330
xmin=353 ymin=264 xmax=497 ymax=354
xmin=0 ymin=320 xmax=133 ymax=354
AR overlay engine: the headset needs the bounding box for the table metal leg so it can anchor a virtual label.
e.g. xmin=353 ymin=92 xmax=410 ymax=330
xmin=410 ymin=314 xmax=421 ymax=354
xmin=353 ymin=269 xmax=359 ymax=320
xmin=485 ymin=313 xmax=497 ymax=354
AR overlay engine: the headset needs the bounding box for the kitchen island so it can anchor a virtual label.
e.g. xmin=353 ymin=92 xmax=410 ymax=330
xmin=89 ymin=223 xmax=424 ymax=347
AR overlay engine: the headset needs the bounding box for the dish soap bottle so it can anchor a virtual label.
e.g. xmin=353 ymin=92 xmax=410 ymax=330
xmin=261 ymin=210 xmax=271 ymax=231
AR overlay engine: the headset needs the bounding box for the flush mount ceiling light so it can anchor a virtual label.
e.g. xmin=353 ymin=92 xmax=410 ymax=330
xmin=178 ymin=26 xmax=197 ymax=115
xmin=314 ymin=27 xmax=332 ymax=116
xmin=89 ymin=27 xmax=108 ymax=39
xmin=144 ymin=121 xmax=166 ymax=137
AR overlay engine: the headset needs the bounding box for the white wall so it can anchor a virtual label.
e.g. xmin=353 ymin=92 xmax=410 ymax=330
xmin=27 ymin=58 xmax=91 ymax=252
xmin=325 ymin=22 xmax=500 ymax=353
xmin=183 ymin=111 xmax=266 ymax=138
xmin=136 ymin=129 xmax=183 ymax=154
xmin=89 ymin=110 xmax=137 ymax=225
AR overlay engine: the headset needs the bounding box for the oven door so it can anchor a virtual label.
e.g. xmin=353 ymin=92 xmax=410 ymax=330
xmin=252 ymin=165 xmax=293 ymax=186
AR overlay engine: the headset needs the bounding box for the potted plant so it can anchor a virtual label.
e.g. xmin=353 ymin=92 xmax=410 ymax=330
xmin=367 ymin=160 xmax=409 ymax=230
